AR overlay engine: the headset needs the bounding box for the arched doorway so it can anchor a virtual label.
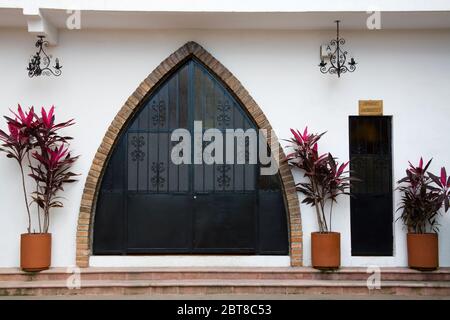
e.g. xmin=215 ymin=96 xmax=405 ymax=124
xmin=76 ymin=42 xmax=302 ymax=266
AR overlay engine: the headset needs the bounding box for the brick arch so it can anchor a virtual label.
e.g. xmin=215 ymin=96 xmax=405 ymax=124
xmin=76 ymin=41 xmax=302 ymax=267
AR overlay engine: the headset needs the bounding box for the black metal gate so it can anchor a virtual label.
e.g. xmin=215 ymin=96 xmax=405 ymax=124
xmin=349 ymin=116 xmax=393 ymax=256
xmin=93 ymin=59 xmax=288 ymax=255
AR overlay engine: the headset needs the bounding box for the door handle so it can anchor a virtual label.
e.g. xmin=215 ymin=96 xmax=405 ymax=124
xmin=193 ymin=192 xmax=210 ymax=199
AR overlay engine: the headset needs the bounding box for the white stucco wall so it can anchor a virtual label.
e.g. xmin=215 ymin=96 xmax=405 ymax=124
xmin=4 ymin=0 xmax=450 ymax=12
xmin=0 ymin=27 xmax=449 ymax=268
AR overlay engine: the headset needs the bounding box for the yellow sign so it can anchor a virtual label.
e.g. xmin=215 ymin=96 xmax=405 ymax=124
xmin=358 ymin=100 xmax=383 ymax=116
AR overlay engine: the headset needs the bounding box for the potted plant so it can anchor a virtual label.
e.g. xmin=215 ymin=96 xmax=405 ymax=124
xmin=0 ymin=105 xmax=78 ymax=271
xmin=397 ymin=158 xmax=449 ymax=270
xmin=287 ymin=127 xmax=353 ymax=269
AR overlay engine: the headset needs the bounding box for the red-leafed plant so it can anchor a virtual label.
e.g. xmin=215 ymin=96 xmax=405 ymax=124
xmin=287 ymin=127 xmax=353 ymax=233
xmin=30 ymin=144 xmax=78 ymax=233
xmin=0 ymin=106 xmax=35 ymax=232
xmin=0 ymin=105 xmax=78 ymax=234
xmin=397 ymin=158 xmax=450 ymax=233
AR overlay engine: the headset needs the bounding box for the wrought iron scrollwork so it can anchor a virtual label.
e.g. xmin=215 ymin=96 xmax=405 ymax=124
xmin=151 ymin=162 xmax=166 ymax=188
xmin=319 ymin=21 xmax=357 ymax=78
xmin=236 ymin=138 xmax=251 ymax=163
xmin=245 ymin=139 xmax=250 ymax=163
xmin=151 ymin=100 xmax=166 ymax=127
xmin=130 ymin=135 xmax=145 ymax=162
xmin=27 ymin=36 xmax=62 ymax=77
xmin=217 ymin=100 xmax=231 ymax=127
xmin=217 ymin=164 xmax=231 ymax=188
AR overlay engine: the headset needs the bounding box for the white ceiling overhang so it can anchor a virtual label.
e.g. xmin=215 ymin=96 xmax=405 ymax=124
xmin=1 ymin=0 xmax=450 ymax=45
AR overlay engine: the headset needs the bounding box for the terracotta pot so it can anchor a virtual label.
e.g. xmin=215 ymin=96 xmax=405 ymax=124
xmin=407 ymin=233 xmax=438 ymax=271
xmin=20 ymin=233 xmax=51 ymax=272
xmin=311 ymin=232 xmax=340 ymax=270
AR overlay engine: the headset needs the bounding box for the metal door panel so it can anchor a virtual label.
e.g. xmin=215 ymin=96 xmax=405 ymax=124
xmin=127 ymin=194 xmax=192 ymax=252
xmin=349 ymin=116 xmax=393 ymax=256
xmin=93 ymin=192 xmax=125 ymax=254
xmin=193 ymin=194 xmax=256 ymax=252
xmin=258 ymin=191 xmax=289 ymax=254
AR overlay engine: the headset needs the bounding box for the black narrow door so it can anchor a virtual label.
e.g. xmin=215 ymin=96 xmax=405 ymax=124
xmin=93 ymin=58 xmax=288 ymax=255
xmin=349 ymin=116 xmax=393 ymax=256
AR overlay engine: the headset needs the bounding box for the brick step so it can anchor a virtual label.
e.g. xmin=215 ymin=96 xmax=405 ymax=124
xmin=1 ymin=267 xmax=450 ymax=282
xmin=1 ymin=278 xmax=450 ymax=297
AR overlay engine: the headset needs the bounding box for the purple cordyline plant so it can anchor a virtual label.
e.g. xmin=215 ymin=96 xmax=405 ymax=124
xmin=397 ymin=158 xmax=450 ymax=233
xmin=286 ymin=127 xmax=354 ymax=233
xmin=0 ymin=105 xmax=78 ymax=234
xmin=0 ymin=106 xmax=34 ymax=232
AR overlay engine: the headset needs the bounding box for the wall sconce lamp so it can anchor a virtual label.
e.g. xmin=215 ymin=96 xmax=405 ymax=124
xmin=27 ymin=35 xmax=62 ymax=78
xmin=319 ymin=20 xmax=357 ymax=78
